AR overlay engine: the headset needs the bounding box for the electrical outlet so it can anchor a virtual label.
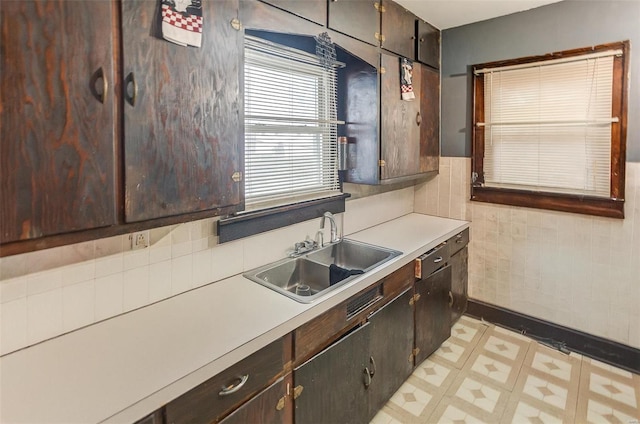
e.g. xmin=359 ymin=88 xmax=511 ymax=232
xmin=129 ymin=230 xmax=150 ymax=250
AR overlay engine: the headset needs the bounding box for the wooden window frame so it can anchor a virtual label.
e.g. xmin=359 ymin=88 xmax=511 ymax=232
xmin=471 ymin=41 xmax=629 ymax=218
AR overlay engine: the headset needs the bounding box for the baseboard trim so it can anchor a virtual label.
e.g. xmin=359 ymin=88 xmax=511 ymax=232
xmin=465 ymin=299 xmax=640 ymax=374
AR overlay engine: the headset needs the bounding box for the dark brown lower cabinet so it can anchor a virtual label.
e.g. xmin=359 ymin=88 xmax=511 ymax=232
xmin=450 ymin=246 xmax=468 ymax=324
xmin=294 ymin=323 xmax=371 ymax=424
xmin=220 ymin=374 xmax=293 ymax=424
xmin=294 ymin=289 xmax=414 ymax=423
xmin=367 ymin=289 xmax=414 ymax=419
xmin=414 ymin=265 xmax=452 ymax=365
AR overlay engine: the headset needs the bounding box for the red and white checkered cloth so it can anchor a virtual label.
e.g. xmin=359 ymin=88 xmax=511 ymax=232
xmin=161 ymin=3 xmax=203 ymax=47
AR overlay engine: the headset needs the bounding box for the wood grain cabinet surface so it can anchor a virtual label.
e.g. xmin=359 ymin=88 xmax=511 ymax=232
xmin=417 ymin=19 xmax=440 ymax=69
xmin=328 ymin=0 xmax=380 ymax=46
xmin=122 ymin=0 xmax=243 ymax=222
xmin=165 ymin=335 xmax=289 ymax=424
xmin=0 ymin=0 xmax=117 ymax=243
xmin=259 ymin=0 xmax=326 ymax=26
xmin=380 ymin=0 xmax=416 ymax=59
xmin=414 ymin=264 xmax=452 ymax=364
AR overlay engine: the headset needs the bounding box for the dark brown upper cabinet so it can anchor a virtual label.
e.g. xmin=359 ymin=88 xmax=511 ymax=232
xmin=328 ymin=0 xmax=380 ymax=46
xmin=380 ymin=53 xmax=423 ymax=180
xmin=380 ymin=0 xmax=416 ymax=59
xmin=122 ymin=0 xmax=243 ymax=222
xmin=417 ymin=19 xmax=440 ymax=69
xmin=419 ymin=66 xmax=440 ymax=174
xmin=259 ymin=0 xmax=326 ymax=26
xmin=0 ymin=0 xmax=117 ymax=244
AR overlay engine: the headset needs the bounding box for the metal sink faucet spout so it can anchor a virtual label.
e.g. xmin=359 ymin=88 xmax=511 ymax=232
xmin=320 ymin=211 xmax=340 ymax=244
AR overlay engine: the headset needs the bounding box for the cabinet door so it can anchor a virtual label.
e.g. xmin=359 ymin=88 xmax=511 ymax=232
xmin=417 ymin=20 xmax=440 ymax=69
xmin=380 ymin=53 xmax=422 ymax=180
xmin=328 ymin=0 xmax=380 ymax=46
xmin=380 ymin=0 xmax=416 ymax=59
xmin=122 ymin=0 xmax=243 ymax=222
xmin=367 ymin=289 xmax=414 ymax=420
xmin=220 ymin=375 xmax=292 ymax=424
xmin=294 ymin=324 xmax=370 ymax=424
xmin=1 ymin=0 xmax=117 ymax=243
xmin=259 ymin=0 xmax=326 ymax=25
xmin=419 ymin=66 xmax=440 ymax=173
xmin=450 ymin=247 xmax=468 ymax=324
xmin=414 ymin=265 xmax=451 ymax=365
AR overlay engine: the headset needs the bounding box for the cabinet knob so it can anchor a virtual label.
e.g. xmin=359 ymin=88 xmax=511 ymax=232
xmin=448 ymin=291 xmax=454 ymax=307
xmin=416 ymin=111 xmax=422 ymax=126
xmin=420 ymin=38 xmax=425 ymax=43
xmin=368 ymin=356 xmax=376 ymax=377
xmin=125 ymin=72 xmax=138 ymax=107
xmin=92 ymin=67 xmax=108 ymax=104
xmin=363 ymin=368 xmax=372 ymax=389
xmin=411 ymin=36 xmax=416 ymax=40
xmin=218 ymin=374 xmax=249 ymax=396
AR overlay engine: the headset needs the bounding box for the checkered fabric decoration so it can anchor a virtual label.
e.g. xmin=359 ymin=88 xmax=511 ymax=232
xmin=162 ymin=4 xmax=203 ymax=34
xmin=400 ymin=57 xmax=415 ymax=101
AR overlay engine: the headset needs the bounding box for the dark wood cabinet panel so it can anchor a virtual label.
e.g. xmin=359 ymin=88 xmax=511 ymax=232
xmin=220 ymin=375 xmax=292 ymax=424
xmin=165 ymin=337 xmax=286 ymax=424
xmin=134 ymin=409 xmax=164 ymax=424
xmin=450 ymin=246 xmax=468 ymax=324
xmin=414 ymin=265 xmax=451 ymax=364
xmin=380 ymin=53 xmax=422 ymax=180
xmin=328 ymin=0 xmax=380 ymax=46
xmin=259 ymin=0 xmax=326 ymax=25
xmin=122 ymin=0 xmax=243 ymax=222
xmin=420 ymin=66 xmax=440 ymax=173
xmin=294 ymin=323 xmax=371 ymax=424
xmin=0 ymin=0 xmax=117 ymax=243
xmin=417 ymin=19 xmax=440 ymax=69
xmin=380 ymin=0 xmax=416 ymax=59
xmin=367 ymin=289 xmax=414 ymax=419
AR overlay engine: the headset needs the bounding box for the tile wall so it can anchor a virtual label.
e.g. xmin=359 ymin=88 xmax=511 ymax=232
xmin=415 ymin=158 xmax=640 ymax=349
xmin=0 ymin=187 xmax=415 ymax=356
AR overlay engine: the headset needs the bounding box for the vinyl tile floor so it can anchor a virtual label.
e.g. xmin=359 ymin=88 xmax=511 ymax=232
xmin=371 ymin=316 xmax=640 ymax=424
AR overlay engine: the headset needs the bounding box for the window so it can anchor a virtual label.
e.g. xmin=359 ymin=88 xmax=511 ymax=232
xmin=244 ymin=35 xmax=341 ymax=210
xmin=471 ymin=42 xmax=629 ymax=218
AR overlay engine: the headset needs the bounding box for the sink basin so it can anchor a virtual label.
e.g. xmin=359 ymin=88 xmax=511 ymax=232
xmin=306 ymin=239 xmax=399 ymax=272
xmin=244 ymin=239 xmax=401 ymax=303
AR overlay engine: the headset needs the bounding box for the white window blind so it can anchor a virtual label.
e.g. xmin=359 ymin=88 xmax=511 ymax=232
xmin=479 ymin=51 xmax=619 ymax=197
xmin=244 ymin=35 xmax=340 ymax=209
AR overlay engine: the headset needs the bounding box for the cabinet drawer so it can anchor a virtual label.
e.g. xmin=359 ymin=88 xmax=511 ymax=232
xmin=165 ymin=336 xmax=288 ymax=424
xmin=415 ymin=242 xmax=449 ymax=279
xmin=449 ymin=228 xmax=469 ymax=256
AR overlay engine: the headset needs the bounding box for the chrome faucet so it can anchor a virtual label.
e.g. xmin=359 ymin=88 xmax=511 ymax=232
xmin=320 ymin=211 xmax=340 ymax=244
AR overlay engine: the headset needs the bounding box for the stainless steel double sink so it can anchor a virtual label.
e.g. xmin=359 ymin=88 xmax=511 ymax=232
xmin=243 ymin=239 xmax=402 ymax=303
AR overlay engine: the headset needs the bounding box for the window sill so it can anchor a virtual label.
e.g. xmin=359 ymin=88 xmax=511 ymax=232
xmin=217 ymin=193 xmax=350 ymax=243
xmin=471 ymin=186 xmax=624 ymax=219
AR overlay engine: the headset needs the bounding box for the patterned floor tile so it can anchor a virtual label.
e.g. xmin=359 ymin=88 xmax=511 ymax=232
xmin=575 ymin=357 xmax=640 ymax=423
xmin=370 ymin=316 xmax=640 ymax=424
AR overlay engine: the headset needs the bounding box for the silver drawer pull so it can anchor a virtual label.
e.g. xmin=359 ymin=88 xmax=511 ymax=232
xmin=433 ymin=257 xmax=443 ymax=263
xmin=219 ymin=374 xmax=249 ymax=396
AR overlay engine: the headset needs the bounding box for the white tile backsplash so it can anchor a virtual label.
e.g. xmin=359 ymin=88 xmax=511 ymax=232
xmin=0 ymin=298 xmax=27 ymax=355
xmin=62 ymin=280 xmax=95 ymax=332
xmin=415 ymin=157 xmax=640 ymax=349
xmin=94 ymin=273 xmax=124 ymax=321
xmin=27 ymin=289 xmax=62 ymax=346
xmin=123 ymin=267 xmax=150 ymax=312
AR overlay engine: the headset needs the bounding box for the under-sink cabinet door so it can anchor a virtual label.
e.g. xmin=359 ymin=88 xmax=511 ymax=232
xmin=294 ymin=323 xmax=371 ymax=424
xmin=414 ymin=265 xmax=452 ymax=365
xmin=367 ymin=289 xmax=415 ymax=419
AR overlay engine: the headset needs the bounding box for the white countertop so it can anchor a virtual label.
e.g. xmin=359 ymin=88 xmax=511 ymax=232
xmin=0 ymin=213 xmax=468 ymax=424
